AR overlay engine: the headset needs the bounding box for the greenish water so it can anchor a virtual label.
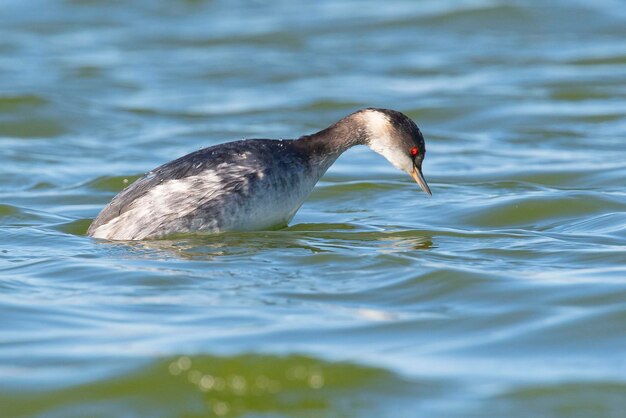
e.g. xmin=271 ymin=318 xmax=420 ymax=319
xmin=1 ymin=0 xmax=626 ymax=417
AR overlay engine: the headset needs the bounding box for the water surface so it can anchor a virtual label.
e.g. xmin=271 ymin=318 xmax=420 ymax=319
xmin=1 ymin=0 xmax=626 ymax=417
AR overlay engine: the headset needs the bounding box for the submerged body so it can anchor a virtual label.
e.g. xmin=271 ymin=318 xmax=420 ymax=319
xmin=88 ymin=140 xmax=334 ymax=240
xmin=88 ymin=108 xmax=431 ymax=240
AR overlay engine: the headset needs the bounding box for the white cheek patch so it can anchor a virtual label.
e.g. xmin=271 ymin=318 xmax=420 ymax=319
xmin=359 ymin=110 xmax=413 ymax=174
xmin=368 ymin=137 xmax=414 ymax=174
xmin=360 ymin=109 xmax=390 ymax=138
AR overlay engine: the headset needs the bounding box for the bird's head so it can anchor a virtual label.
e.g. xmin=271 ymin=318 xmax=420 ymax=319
xmin=357 ymin=108 xmax=431 ymax=195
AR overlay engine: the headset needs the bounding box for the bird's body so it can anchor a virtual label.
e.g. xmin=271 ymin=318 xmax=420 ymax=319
xmin=88 ymin=108 xmax=431 ymax=240
xmin=88 ymin=140 xmax=334 ymax=240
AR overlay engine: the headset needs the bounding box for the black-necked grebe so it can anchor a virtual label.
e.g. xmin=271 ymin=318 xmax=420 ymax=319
xmin=87 ymin=108 xmax=431 ymax=240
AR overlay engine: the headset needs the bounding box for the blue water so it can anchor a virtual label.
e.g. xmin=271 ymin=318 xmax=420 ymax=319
xmin=1 ymin=0 xmax=626 ymax=417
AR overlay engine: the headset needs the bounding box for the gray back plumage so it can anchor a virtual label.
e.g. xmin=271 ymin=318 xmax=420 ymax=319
xmin=87 ymin=139 xmax=303 ymax=235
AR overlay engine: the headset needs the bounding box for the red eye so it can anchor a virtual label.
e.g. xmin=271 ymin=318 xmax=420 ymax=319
xmin=410 ymin=147 xmax=419 ymax=157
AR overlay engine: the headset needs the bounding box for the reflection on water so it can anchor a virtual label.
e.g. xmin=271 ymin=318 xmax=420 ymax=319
xmin=1 ymin=354 xmax=422 ymax=418
xmin=113 ymin=228 xmax=434 ymax=261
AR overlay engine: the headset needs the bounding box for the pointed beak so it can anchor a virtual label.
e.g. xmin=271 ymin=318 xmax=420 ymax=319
xmin=411 ymin=165 xmax=432 ymax=196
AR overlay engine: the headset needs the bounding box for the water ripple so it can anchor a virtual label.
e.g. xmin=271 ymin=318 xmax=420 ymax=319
xmin=1 ymin=0 xmax=625 ymax=416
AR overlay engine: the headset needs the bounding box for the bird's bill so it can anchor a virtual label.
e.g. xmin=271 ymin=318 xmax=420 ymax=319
xmin=411 ymin=165 xmax=432 ymax=196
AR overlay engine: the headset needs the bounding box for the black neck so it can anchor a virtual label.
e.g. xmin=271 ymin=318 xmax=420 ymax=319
xmin=292 ymin=116 xmax=367 ymax=159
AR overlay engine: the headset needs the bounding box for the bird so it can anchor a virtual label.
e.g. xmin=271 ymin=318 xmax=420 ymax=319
xmin=87 ymin=108 xmax=431 ymax=240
